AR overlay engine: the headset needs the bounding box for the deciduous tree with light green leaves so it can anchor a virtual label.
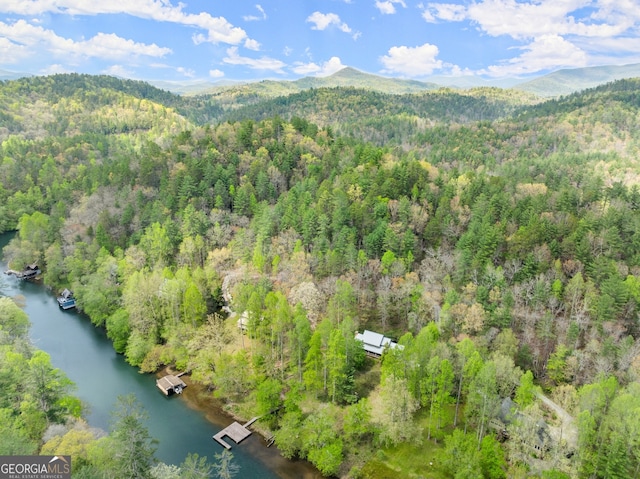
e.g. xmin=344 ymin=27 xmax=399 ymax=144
xmin=0 ymin=296 xmax=30 ymax=343
xmin=379 ymin=375 xmax=421 ymax=446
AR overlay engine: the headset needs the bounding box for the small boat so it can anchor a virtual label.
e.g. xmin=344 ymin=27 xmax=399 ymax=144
xmin=57 ymin=289 xmax=76 ymax=310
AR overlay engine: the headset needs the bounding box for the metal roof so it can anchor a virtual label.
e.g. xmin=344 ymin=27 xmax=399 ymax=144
xmin=355 ymin=330 xmax=399 ymax=356
xmin=361 ymin=330 xmax=385 ymax=347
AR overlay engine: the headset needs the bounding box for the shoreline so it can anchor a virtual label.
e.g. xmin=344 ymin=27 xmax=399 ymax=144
xmin=157 ymin=367 xmax=323 ymax=479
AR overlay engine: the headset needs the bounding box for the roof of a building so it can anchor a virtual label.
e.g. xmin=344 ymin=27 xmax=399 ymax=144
xmin=59 ymin=289 xmax=73 ymax=299
xmin=156 ymin=375 xmax=186 ymax=392
xmin=355 ymin=329 xmax=400 ymax=356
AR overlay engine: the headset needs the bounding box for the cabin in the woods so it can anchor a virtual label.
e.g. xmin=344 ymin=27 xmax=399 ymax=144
xmin=491 ymin=397 xmax=552 ymax=457
xmin=355 ymin=329 xmax=401 ymax=358
xmin=156 ymin=374 xmax=187 ymax=396
xmin=57 ymin=289 xmax=76 ymax=310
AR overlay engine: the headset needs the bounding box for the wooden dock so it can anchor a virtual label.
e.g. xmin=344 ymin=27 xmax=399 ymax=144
xmin=213 ymin=417 xmax=260 ymax=450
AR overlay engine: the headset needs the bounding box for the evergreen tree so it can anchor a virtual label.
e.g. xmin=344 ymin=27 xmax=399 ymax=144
xmin=110 ymin=395 xmax=157 ymax=479
xmin=212 ymin=450 xmax=240 ymax=479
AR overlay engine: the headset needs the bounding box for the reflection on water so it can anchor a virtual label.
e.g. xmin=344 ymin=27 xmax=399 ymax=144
xmin=0 ymin=232 xmax=321 ymax=478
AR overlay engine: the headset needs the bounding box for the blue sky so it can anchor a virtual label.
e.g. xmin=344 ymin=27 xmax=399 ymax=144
xmin=0 ymin=0 xmax=639 ymax=83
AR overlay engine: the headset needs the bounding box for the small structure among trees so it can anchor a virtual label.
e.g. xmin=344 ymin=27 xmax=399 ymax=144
xmin=355 ymin=329 xmax=400 ymax=358
xmin=5 ymin=263 xmax=41 ymax=280
xmin=156 ymin=374 xmax=187 ymax=396
xmin=491 ymin=397 xmax=552 ymax=458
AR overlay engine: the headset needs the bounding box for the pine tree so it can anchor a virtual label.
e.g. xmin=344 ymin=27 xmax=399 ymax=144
xmin=110 ymin=395 xmax=157 ymax=479
xmin=212 ymin=450 xmax=240 ymax=479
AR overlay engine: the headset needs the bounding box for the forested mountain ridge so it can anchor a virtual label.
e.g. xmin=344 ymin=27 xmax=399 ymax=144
xmin=150 ymin=63 xmax=640 ymax=98
xmin=2 ymin=74 xmax=640 ymax=478
xmin=0 ymin=74 xmax=224 ymax=139
xmin=515 ymin=62 xmax=640 ymax=97
xmin=219 ymin=86 xmax=540 ymax=144
xmin=182 ymin=66 xmax=440 ymax=100
xmin=3 ymin=72 xmax=538 ymax=149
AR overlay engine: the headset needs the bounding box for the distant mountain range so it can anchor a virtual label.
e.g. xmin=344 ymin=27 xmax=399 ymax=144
xmin=2 ymin=63 xmax=640 ymax=98
xmin=170 ymin=67 xmax=441 ymax=99
xmin=0 ymin=69 xmax=31 ymax=81
xmin=167 ymin=63 xmax=640 ymax=99
xmin=513 ymin=63 xmax=640 ymax=97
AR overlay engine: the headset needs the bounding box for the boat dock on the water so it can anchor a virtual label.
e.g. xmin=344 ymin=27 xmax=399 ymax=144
xmin=212 ymin=416 xmax=260 ymax=450
xmin=57 ymin=289 xmax=76 ymax=310
xmin=5 ymin=263 xmax=41 ymax=280
xmin=156 ymin=373 xmax=187 ymax=396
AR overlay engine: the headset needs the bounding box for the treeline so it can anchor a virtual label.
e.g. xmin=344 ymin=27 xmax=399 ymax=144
xmin=0 ymin=294 xmax=239 ymax=478
xmin=0 ymin=297 xmax=81 ymax=454
xmin=0 ymin=74 xmax=222 ymax=139
xmin=2 ymin=75 xmax=640 ymax=476
xmin=516 ymin=77 xmax=640 ymax=121
xmin=221 ymin=86 xmax=538 ymax=145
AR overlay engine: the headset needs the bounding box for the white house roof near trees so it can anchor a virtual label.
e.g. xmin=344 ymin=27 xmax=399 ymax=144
xmin=355 ymin=330 xmax=400 ymax=357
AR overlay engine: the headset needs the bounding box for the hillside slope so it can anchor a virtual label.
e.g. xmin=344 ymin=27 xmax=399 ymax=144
xmin=514 ymin=63 xmax=640 ymax=97
xmin=0 ymin=74 xmax=195 ymax=140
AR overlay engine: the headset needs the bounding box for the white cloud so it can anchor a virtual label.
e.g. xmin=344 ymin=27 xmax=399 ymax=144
xmin=293 ymin=56 xmax=346 ymax=76
xmin=102 ymin=64 xmax=135 ymax=78
xmin=209 ymin=69 xmax=224 ymax=78
xmin=482 ymin=34 xmax=588 ymax=77
xmin=0 ymin=36 xmax=29 ymax=63
xmin=321 ymin=56 xmax=347 ymax=75
xmin=430 ymin=3 xmax=466 ymax=21
xmin=243 ymin=4 xmax=267 ymax=22
xmin=590 ymin=0 xmax=640 ymax=26
xmin=421 ymin=8 xmax=436 ymax=22
xmin=419 ymin=0 xmax=640 ymax=76
xmin=292 ymin=62 xmax=322 ymax=75
xmin=80 ymin=33 xmax=170 ymax=59
xmin=223 ymin=46 xmax=286 ymax=73
xmin=380 ymin=42 xmax=443 ymax=76
xmin=0 ymin=20 xmax=171 ymax=61
xmin=0 ymin=0 xmax=253 ymax=46
xmin=244 ymin=38 xmax=261 ymax=51
xmin=307 ymin=12 xmax=352 ymax=33
xmin=41 ymin=64 xmax=72 ymax=74
xmin=448 ymin=65 xmax=474 ymax=77
xmin=424 ymin=0 xmax=638 ymax=41
xmin=466 ymin=0 xmax=592 ymax=39
xmin=375 ymin=0 xmax=407 ymax=15
xmin=581 ymin=35 xmax=640 ymax=56
xmin=176 ymin=66 xmax=195 ymax=78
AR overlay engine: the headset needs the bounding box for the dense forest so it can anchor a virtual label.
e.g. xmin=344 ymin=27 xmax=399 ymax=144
xmin=1 ymin=73 xmax=640 ymax=478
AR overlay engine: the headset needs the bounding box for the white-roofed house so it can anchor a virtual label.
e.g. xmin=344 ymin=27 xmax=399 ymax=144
xmin=355 ymin=329 xmax=401 ymax=358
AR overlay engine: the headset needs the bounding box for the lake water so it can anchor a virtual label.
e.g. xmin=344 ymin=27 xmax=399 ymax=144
xmin=0 ymin=232 xmax=320 ymax=478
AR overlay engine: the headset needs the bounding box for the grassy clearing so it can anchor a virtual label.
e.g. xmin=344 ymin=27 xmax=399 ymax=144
xmin=361 ymin=405 xmax=459 ymax=479
xmin=362 ymin=439 xmax=447 ymax=479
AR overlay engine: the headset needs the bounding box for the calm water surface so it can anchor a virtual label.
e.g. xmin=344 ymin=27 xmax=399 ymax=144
xmin=0 ymin=232 xmax=320 ymax=478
